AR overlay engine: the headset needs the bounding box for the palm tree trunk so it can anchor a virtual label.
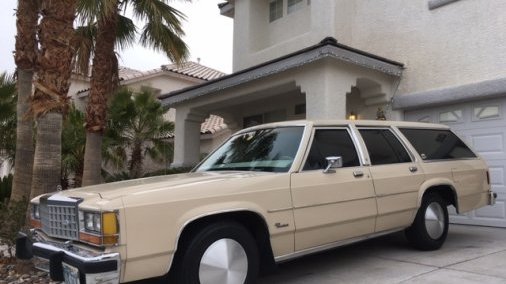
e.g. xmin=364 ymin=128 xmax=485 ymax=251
xmin=82 ymin=132 xmax=103 ymax=185
xmin=129 ymin=142 xmax=143 ymax=178
xmin=10 ymin=70 xmax=34 ymax=202
xmin=10 ymin=0 xmax=38 ymax=203
xmin=82 ymin=5 xmax=119 ymax=186
xmin=30 ymin=113 xmax=62 ymax=198
xmin=30 ymin=0 xmax=76 ymax=197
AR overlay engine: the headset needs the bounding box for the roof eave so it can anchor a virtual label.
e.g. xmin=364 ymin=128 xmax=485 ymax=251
xmin=159 ymin=38 xmax=404 ymax=106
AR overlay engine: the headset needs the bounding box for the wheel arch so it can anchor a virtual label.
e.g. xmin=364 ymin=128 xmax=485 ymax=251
xmin=419 ymin=179 xmax=459 ymax=213
xmin=173 ymin=209 xmax=276 ymax=274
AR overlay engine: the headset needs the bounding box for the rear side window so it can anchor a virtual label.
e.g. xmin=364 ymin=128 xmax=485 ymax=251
xmin=399 ymin=128 xmax=476 ymax=160
xmin=359 ymin=128 xmax=412 ymax=165
xmin=303 ymin=129 xmax=360 ymax=170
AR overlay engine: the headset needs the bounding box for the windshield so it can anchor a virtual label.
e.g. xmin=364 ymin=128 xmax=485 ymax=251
xmin=195 ymin=126 xmax=304 ymax=173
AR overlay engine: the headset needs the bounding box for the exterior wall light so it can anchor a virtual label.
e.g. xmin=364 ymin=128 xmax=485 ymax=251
xmin=348 ymin=112 xmax=357 ymax=120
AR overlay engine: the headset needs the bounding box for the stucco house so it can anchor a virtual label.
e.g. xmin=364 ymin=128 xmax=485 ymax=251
xmin=160 ymin=0 xmax=506 ymax=228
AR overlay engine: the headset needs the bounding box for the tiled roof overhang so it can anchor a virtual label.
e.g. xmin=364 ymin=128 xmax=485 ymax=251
xmin=159 ymin=37 xmax=404 ymax=107
xmin=393 ymin=77 xmax=506 ymax=110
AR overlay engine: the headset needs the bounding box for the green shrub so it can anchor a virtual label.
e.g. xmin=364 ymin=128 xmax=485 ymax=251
xmin=0 ymin=198 xmax=28 ymax=258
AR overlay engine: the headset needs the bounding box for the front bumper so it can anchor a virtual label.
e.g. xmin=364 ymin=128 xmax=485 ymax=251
xmin=16 ymin=231 xmax=120 ymax=284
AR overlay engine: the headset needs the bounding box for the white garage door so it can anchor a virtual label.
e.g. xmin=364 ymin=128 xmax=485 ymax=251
xmin=405 ymin=98 xmax=506 ymax=228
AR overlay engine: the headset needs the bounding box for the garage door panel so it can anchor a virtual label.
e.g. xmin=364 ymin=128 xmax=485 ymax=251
xmin=471 ymin=133 xmax=504 ymax=154
xmin=405 ymin=97 xmax=506 ymax=227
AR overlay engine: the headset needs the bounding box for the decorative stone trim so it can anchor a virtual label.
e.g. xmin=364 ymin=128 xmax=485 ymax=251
xmin=393 ymin=77 xmax=506 ymax=110
xmin=428 ymin=0 xmax=462 ymax=10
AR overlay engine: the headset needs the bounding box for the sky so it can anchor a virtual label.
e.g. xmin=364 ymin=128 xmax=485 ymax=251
xmin=0 ymin=0 xmax=233 ymax=74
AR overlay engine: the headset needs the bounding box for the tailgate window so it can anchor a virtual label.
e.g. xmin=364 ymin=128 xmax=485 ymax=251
xmin=399 ymin=128 xmax=476 ymax=160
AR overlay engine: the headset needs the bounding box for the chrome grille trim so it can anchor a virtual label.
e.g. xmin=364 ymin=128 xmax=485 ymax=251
xmin=39 ymin=196 xmax=81 ymax=240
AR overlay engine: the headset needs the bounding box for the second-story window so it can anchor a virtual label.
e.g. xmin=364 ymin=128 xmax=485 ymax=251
xmin=269 ymin=0 xmax=283 ymax=22
xmin=287 ymin=0 xmax=304 ymax=14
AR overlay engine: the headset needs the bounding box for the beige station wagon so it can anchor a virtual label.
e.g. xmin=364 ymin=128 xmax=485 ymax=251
xmin=17 ymin=120 xmax=497 ymax=284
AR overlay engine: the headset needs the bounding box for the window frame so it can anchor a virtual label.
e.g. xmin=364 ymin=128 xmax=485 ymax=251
xmin=438 ymin=108 xmax=464 ymax=124
xmin=356 ymin=127 xmax=415 ymax=166
xmin=299 ymin=126 xmax=364 ymax=172
xmin=287 ymin=0 xmax=304 ymax=14
xmin=269 ymin=0 xmax=284 ymax=22
xmin=472 ymin=103 xmax=502 ymax=122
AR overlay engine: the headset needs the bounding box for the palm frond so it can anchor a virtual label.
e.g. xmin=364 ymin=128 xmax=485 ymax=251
xmin=133 ymin=0 xmax=189 ymax=64
xmin=74 ymin=24 xmax=97 ymax=75
xmin=139 ymin=21 xmax=189 ymax=64
xmin=77 ymin=0 xmax=118 ymax=24
xmin=115 ymin=15 xmax=137 ymax=50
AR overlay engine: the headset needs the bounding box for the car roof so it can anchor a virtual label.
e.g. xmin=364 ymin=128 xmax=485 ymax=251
xmin=238 ymin=119 xmax=450 ymax=134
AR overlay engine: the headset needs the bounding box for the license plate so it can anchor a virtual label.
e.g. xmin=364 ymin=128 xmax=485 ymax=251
xmin=33 ymin=256 xmax=50 ymax=272
xmin=63 ymin=263 xmax=80 ymax=284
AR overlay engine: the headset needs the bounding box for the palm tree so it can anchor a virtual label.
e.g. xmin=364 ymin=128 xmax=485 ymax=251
xmin=103 ymin=88 xmax=173 ymax=179
xmin=29 ymin=0 xmax=77 ymax=198
xmin=10 ymin=0 xmax=38 ymax=203
xmin=62 ymin=105 xmax=86 ymax=188
xmin=0 ymin=73 xmax=17 ymax=174
xmin=78 ymin=0 xmax=189 ymax=186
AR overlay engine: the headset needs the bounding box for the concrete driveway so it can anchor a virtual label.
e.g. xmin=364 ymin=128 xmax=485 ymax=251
xmin=258 ymin=225 xmax=506 ymax=283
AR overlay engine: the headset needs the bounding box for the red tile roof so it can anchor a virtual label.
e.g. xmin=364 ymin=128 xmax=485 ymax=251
xmin=161 ymin=61 xmax=226 ymax=81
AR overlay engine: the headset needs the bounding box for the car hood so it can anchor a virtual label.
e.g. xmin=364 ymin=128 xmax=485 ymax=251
xmin=60 ymin=171 xmax=273 ymax=201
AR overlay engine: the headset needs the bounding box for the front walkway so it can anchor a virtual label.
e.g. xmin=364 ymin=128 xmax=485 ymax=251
xmin=260 ymin=225 xmax=506 ymax=283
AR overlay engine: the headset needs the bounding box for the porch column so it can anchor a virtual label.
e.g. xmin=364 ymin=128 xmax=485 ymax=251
xmin=172 ymin=107 xmax=207 ymax=168
xmin=297 ymin=61 xmax=357 ymax=120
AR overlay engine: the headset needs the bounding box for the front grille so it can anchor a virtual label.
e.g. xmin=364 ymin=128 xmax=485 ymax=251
xmin=40 ymin=196 xmax=81 ymax=240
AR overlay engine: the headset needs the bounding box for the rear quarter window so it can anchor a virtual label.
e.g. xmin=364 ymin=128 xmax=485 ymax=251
xmin=399 ymin=128 xmax=476 ymax=160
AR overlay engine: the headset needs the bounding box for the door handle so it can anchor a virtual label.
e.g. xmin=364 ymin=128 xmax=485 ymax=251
xmin=353 ymin=171 xmax=364 ymax=178
xmin=409 ymin=166 xmax=418 ymax=173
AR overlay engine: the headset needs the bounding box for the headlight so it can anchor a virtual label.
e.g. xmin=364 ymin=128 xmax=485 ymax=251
xmin=79 ymin=210 xmax=119 ymax=246
xmin=32 ymin=204 xmax=40 ymax=219
xmin=83 ymin=211 xmax=101 ymax=233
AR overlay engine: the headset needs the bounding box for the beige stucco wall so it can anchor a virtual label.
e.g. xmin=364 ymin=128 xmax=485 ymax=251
xmin=232 ymin=0 xmax=506 ymax=96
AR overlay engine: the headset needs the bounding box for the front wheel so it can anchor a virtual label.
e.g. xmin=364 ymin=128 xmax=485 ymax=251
xmin=171 ymin=221 xmax=259 ymax=284
xmin=405 ymin=193 xmax=449 ymax=251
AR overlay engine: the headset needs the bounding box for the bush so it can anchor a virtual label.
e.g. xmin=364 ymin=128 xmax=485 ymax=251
xmin=0 ymin=198 xmax=28 ymax=258
xmin=0 ymin=174 xmax=13 ymax=202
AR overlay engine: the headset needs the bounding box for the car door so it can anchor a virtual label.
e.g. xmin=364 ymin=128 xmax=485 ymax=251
xmin=290 ymin=127 xmax=377 ymax=251
xmin=357 ymin=127 xmax=425 ymax=232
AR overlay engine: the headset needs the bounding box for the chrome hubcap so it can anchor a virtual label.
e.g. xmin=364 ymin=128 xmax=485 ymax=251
xmin=425 ymin=202 xmax=445 ymax=239
xmin=199 ymin=238 xmax=248 ymax=284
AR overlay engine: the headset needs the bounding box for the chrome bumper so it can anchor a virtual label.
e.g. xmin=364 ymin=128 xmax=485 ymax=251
xmin=16 ymin=231 xmax=120 ymax=284
xmin=489 ymin=191 xmax=497 ymax=206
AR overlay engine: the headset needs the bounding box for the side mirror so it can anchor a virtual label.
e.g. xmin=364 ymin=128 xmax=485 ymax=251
xmin=323 ymin=156 xmax=343 ymax=173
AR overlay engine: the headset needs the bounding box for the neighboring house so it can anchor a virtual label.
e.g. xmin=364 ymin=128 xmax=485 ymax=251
xmin=69 ymin=61 xmax=228 ymax=172
xmin=160 ymin=0 xmax=506 ymax=228
xmin=0 ymin=158 xmax=11 ymax=178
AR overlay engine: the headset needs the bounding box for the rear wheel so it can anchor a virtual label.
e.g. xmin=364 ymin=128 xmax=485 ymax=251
xmin=171 ymin=221 xmax=259 ymax=284
xmin=406 ymin=193 xmax=449 ymax=251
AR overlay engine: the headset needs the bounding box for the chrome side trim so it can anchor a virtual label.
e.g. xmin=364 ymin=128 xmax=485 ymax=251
xmin=294 ymin=214 xmax=377 ymax=233
xmin=293 ymin=196 xmax=376 ymax=210
xmin=267 ymin=207 xmax=293 ymax=213
xmin=376 ymin=189 xmax=418 ymax=198
xmin=275 ymin=228 xmax=403 ymax=262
